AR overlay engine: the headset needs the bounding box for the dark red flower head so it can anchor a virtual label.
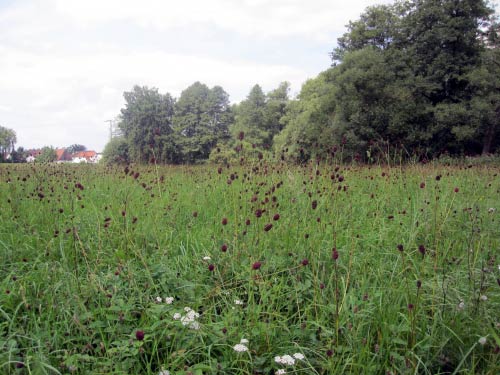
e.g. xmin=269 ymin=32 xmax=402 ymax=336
xmin=221 ymin=217 xmax=228 ymax=225
xmin=252 ymin=261 xmax=262 ymax=270
xmin=332 ymin=248 xmax=339 ymax=261
xmin=397 ymin=244 xmax=404 ymax=252
xmin=264 ymin=223 xmax=273 ymax=231
xmin=208 ymin=264 xmax=215 ymax=272
xmin=135 ymin=330 xmax=145 ymax=341
xmin=221 ymin=244 xmax=228 ymax=252
xmin=418 ymin=245 xmax=426 ymax=256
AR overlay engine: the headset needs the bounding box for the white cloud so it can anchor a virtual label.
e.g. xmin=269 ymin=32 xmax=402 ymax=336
xmin=0 ymin=0 xmax=394 ymax=151
xmin=50 ymin=0 xmax=392 ymax=41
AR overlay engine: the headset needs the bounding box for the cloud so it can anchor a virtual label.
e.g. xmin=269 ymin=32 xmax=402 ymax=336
xmin=0 ymin=0 xmax=396 ymax=151
xmin=50 ymin=0 xmax=390 ymax=41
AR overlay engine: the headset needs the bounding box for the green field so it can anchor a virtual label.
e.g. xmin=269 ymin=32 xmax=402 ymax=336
xmin=1 ymin=162 xmax=499 ymax=374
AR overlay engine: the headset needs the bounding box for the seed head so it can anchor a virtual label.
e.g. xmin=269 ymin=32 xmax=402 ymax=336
xmin=332 ymin=248 xmax=339 ymax=261
xmin=135 ymin=330 xmax=145 ymax=341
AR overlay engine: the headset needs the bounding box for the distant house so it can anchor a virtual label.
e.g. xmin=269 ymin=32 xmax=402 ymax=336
xmin=71 ymin=150 xmax=100 ymax=163
xmin=26 ymin=149 xmax=42 ymax=162
xmin=55 ymin=148 xmax=72 ymax=162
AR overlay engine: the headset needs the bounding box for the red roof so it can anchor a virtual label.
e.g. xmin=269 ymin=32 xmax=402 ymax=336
xmin=55 ymin=148 xmax=71 ymax=161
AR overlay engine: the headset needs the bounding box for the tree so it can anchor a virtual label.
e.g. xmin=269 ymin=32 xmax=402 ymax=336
xmin=66 ymin=144 xmax=87 ymax=154
xmin=332 ymin=3 xmax=404 ymax=62
xmin=465 ymin=21 xmax=500 ymax=154
xmin=173 ymin=82 xmax=232 ymax=162
xmin=264 ymin=82 xmax=290 ymax=145
xmin=231 ymin=84 xmax=268 ymax=147
xmin=119 ymin=85 xmax=176 ymax=164
xmin=275 ymin=73 xmax=336 ymax=161
xmin=327 ymin=0 xmax=496 ymax=157
xmin=101 ymin=137 xmax=129 ymax=164
xmin=37 ymin=147 xmax=57 ymax=163
xmin=10 ymin=147 xmax=27 ymax=163
xmin=0 ymin=125 xmax=16 ymax=161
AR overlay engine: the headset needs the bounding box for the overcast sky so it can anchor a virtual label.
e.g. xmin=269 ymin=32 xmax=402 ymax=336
xmin=0 ymin=0 xmax=413 ymax=151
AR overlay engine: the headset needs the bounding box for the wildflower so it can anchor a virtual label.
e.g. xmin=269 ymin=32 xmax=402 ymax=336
xmin=457 ymin=301 xmax=465 ymax=311
xmin=416 ymin=280 xmax=422 ymax=289
xmin=275 ymin=355 xmax=295 ymax=366
xmin=234 ymin=299 xmax=244 ymax=305
xmin=418 ymin=245 xmax=426 ymax=256
xmin=208 ymin=264 xmax=215 ymax=271
xmin=454 ymin=187 xmax=459 ymax=193
xmin=478 ymin=337 xmax=487 ymax=345
xmin=158 ymin=370 xmax=170 ymax=375
xmin=155 ymin=296 xmax=162 ymax=303
xmin=240 ymin=338 xmax=249 ymax=344
xmin=293 ymin=353 xmax=305 ymax=360
xmin=480 ymin=295 xmax=487 ymax=301
xmin=221 ymin=244 xmax=228 ymax=252
xmin=301 ymin=259 xmax=309 ymax=266
xmin=264 ymin=223 xmax=273 ymax=231
xmin=488 ymin=208 xmax=495 ymax=213
xmin=233 ymin=343 xmax=248 ymax=352
xmin=173 ymin=313 xmax=181 ymax=320
xmin=135 ymin=330 xmax=145 ymax=341
xmin=189 ymin=321 xmax=200 ymax=330
xmin=252 ymin=261 xmax=262 ymax=270
xmin=165 ymin=297 xmax=174 ymax=304
xmin=397 ymin=244 xmax=404 ymax=252
xmin=276 ymin=370 xmax=286 ymax=375
xmin=203 ymin=256 xmax=211 ymax=261
xmin=332 ymin=248 xmax=339 ymax=261
xmin=222 ymin=217 xmax=228 ymax=225
xmin=273 ymin=213 xmax=280 ymax=221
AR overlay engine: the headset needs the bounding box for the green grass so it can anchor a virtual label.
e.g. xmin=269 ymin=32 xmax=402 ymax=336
xmin=0 ymin=161 xmax=499 ymax=374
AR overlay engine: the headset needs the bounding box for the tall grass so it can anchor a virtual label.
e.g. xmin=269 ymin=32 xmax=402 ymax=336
xmin=0 ymin=161 xmax=499 ymax=374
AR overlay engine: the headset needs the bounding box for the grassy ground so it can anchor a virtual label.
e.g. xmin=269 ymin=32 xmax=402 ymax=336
xmin=0 ymin=161 xmax=499 ymax=374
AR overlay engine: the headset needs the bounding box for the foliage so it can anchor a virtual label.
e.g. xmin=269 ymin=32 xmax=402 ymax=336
xmin=66 ymin=144 xmax=87 ymax=155
xmin=231 ymin=83 xmax=290 ymax=149
xmin=173 ymin=82 xmax=232 ymax=163
xmin=36 ymin=146 xmax=57 ymax=163
xmin=119 ymin=85 xmax=176 ymax=164
xmin=101 ymin=137 xmax=129 ymax=165
xmin=0 ymin=125 xmax=16 ymax=161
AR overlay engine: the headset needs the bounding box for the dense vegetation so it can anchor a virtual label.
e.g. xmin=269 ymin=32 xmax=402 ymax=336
xmin=101 ymin=0 xmax=499 ymax=166
xmin=1 ymin=161 xmax=499 ymax=374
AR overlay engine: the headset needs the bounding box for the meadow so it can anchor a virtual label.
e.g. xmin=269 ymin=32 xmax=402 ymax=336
xmin=0 ymin=160 xmax=499 ymax=374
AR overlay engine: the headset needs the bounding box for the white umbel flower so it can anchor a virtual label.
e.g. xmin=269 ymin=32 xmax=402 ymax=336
xmin=233 ymin=343 xmax=249 ymax=352
xmin=478 ymin=337 xmax=487 ymax=345
xmin=275 ymin=355 xmax=295 ymax=366
xmin=164 ymin=297 xmax=174 ymax=304
xmin=293 ymin=353 xmax=305 ymax=360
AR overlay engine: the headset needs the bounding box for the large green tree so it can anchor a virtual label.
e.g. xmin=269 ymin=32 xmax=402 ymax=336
xmin=119 ymin=86 xmax=176 ymax=164
xmin=326 ymin=0 xmax=496 ymax=158
xmin=0 ymin=125 xmax=16 ymax=161
xmin=173 ymin=82 xmax=232 ymax=162
xmin=275 ymin=73 xmax=336 ymax=160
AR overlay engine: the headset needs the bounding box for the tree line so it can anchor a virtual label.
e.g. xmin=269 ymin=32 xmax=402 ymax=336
xmin=101 ymin=0 xmax=498 ymax=164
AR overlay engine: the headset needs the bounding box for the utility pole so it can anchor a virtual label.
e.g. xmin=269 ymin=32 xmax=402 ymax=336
xmin=105 ymin=119 xmax=114 ymax=141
